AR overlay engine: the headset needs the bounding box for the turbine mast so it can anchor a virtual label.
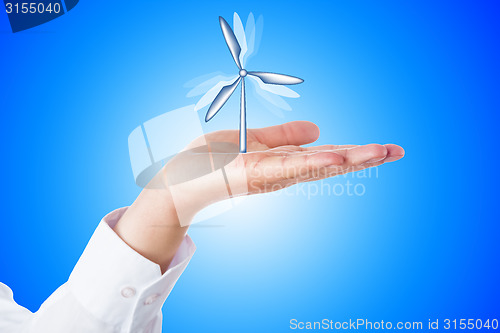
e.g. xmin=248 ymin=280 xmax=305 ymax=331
xmin=239 ymin=77 xmax=247 ymax=153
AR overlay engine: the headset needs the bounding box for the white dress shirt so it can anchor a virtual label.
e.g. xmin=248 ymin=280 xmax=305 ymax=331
xmin=0 ymin=208 xmax=196 ymax=333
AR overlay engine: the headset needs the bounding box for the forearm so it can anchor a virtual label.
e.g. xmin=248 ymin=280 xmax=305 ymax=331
xmin=112 ymin=158 xmax=232 ymax=273
xmin=113 ymin=188 xmax=189 ymax=273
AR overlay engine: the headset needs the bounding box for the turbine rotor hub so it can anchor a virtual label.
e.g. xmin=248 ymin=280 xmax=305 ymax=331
xmin=239 ymin=69 xmax=247 ymax=77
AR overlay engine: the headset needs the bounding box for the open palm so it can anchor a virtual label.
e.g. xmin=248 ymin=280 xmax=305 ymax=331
xmin=178 ymin=121 xmax=404 ymax=197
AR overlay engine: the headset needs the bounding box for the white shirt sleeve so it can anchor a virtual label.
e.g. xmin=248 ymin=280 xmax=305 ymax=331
xmin=0 ymin=207 xmax=196 ymax=333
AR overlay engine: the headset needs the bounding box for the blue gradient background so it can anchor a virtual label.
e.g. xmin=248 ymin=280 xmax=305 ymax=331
xmin=1 ymin=1 xmax=499 ymax=332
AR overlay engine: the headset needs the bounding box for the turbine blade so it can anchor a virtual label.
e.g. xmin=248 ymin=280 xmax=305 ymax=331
xmin=187 ymin=73 xmax=236 ymax=98
xmin=244 ymin=14 xmax=264 ymax=66
xmin=194 ymin=75 xmax=239 ymax=111
xmin=248 ymin=72 xmax=304 ymax=85
xmin=243 ymin=13 xmax=256 ymax=68
xmin=205 ymin=77 xmax=242 ymax=122
xmin=248 ymin=77 xmax=291 ymax=113
xmin=248 ymin=75 xmax=300 ymax=98
xmin=233 ymin=13 xmax=247 ymax=68
xmin=219 ymin=16 xmax=242 ymax=69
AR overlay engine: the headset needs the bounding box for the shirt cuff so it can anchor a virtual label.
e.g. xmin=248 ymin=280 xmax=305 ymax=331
xmin=67 ymin=207 xmax=196 ymax=331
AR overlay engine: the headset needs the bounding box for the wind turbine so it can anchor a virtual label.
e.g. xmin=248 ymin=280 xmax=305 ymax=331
xmin=204 ymin=15 xmax=304 ymax=153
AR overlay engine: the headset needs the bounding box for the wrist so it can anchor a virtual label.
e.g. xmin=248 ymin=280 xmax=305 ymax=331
xmin=113 ymin=189 xmax=189 ymax=273
xmin=160 ymin=165 xmax=240 ymax=226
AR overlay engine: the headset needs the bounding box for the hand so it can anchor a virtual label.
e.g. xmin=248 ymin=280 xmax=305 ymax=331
xmin=162 ymin=120 xmax=404 ymax=206
xmin=114 ymin=121 xmax=404 ymax=272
